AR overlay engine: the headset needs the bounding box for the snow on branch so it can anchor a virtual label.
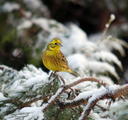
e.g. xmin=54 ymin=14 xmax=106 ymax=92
xmin=2 ymin=2 xmax=20 ymax=12
xmin=5 ymin=106 xmax=44 ymax=120
xmin=1 ymin=65 xmax=128 ymax=120
xmin=58 ymin=82 xmax=127 ymax=109
xmin=101 ymin=100 xmax=128 ymax=119
xmin=42 ymin=87 xmax=64 ymax=112
xmin=89 ymin=61 xmax=120 ymax=82
xmin=79 ymin=84 xmax=128 ymax=120
xmin=108 ymin=37 xmax=128 ymax=49
xmin=41 ymin=74 xmax=128 ymax=118
xmin=57 ymin=83 xmax=128 ymax=120
xmin=40 ymin=76 xmax=109 ymax=113
xmin=0 ymin=65 xmax=58 ymax=118
xmin=93 ymin=51 xmax=123 ymax=71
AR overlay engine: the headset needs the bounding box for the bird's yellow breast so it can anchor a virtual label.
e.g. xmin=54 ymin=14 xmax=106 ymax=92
xmin=43 ymin=50 xmax=66 ymax=71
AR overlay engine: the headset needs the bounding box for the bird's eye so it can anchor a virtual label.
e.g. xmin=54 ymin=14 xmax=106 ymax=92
xmin=55 ymin=43 xmax=57 ymax=45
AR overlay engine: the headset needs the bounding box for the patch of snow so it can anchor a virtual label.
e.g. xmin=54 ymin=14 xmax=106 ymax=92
xmin=17 ymin=20 xmax=32 ymax=30
xmin=4 ymin=106 xmax=44 ymax=120
xmin=105 ymin=23 xmax=109 ymax=28
xmin=24 ymin=75 xmax=45 ymax=87
xmin=101 ymin=100 xmax=128 ymax=119
xmin=32 ymin=18 xmax=49 ymax=31
xmin=110 ymin=14 xmax=115 ymax=21
xmin=78 ymin=87 xmax=107 ymax=120
xmin=0 ymin=92 xmax=7 ymax=101
xmin=89 ymin=61 xmax=119 ymax=80
xmin=89 ymin=33 xmax=102 ymax=43
xmin=106 ymin=40 xmax=125 ymax=56
xmin=2 ymin=2 xmax=20 ymax=12
xmin=93 ymin=51 xmax=123 ymax=71
xmin=23 ymin=11 xmax=32 ymax=18
xmin=23 ymin=0 xmax=43 ymax=10
xmin=89 ymin=33 xmax=126 ymax=57
xmin=107 ymin=84 xmax=120 ymax=95
xmin=98 ymin=76 xmax=114 ymax=85
xmin=67 ymin=54 xmax=88 ymax=75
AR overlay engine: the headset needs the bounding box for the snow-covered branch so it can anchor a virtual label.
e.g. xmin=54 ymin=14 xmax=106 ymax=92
xmin=1 ymin=65 xmax=128 ymax=120
xmin=57 ymin=84 xmax=128 ymax=120
xmin=41 ymin=75 xmax=109 ymax=112
xmin=41 ymin=73 xmax=128 ymax=119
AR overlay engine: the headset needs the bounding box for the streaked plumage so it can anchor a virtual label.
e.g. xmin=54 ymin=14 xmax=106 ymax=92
xmin=42 ymin=38 xmax=79 ymax=77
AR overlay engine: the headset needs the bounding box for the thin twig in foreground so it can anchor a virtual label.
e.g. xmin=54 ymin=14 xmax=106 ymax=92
xmin=55 ymin=72 xmax=66 ymax=85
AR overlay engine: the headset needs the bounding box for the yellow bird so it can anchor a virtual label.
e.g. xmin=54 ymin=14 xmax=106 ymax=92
xmin=42 ymin=38 xmax=79 ymax=77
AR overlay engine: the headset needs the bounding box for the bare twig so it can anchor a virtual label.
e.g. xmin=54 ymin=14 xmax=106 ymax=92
xmin=49 ymin=75 xmax=58 ymax=85
xmin=48 ymin=71 xmax=54 ymax=80
xmin=55 ymin=109 xmax=62 ymax=120
xmin=120 ymin=95 xmax=125 ymax=101
xmin=20 ymin=95 xmax=48 ymax=108
xmin=96 ymin=104 xmax=108 ymax=111
xmin=55 ymin=72 xmax=66 ymax=85
xmin=97 ymin=14 xmax=115 ymax=46
xmin=66 ymin=77 xmax=109 ymax=88
xmin=49 ymin=72 xmax=66 ymax=85
xmin=71 ymin=108 xmax=80 ymax=114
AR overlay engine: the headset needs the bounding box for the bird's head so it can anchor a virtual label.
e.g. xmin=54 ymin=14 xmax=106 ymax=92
xmin=46 ymin=38 xmax=63 ymax=51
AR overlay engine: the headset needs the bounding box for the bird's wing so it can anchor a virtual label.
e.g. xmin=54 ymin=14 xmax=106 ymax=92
xmin=59 ymin=51 xmax=68 ymax=65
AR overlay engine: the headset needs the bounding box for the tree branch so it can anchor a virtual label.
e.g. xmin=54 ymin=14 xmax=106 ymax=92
xmin=42 ymin=77 xmax=108 ymax=112
xmin=58 ymin=84 xmax=128 ymax=120
xmin=18 ymin=95 xmax=48 ymax=109
xmin=41 ymin=75 xmax=128 ymax=120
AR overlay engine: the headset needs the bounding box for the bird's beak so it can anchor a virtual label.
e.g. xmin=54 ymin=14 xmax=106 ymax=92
xmin=58 ymin=44 xmax=63 ymax=47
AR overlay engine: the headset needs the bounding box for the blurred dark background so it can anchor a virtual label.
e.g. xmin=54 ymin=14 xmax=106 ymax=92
xmin=43 ymin=0 xmax=128 ymax=34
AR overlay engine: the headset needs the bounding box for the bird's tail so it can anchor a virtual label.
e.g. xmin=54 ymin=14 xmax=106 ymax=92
xmin=69 ymin=69 xmax=79 ymax=77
